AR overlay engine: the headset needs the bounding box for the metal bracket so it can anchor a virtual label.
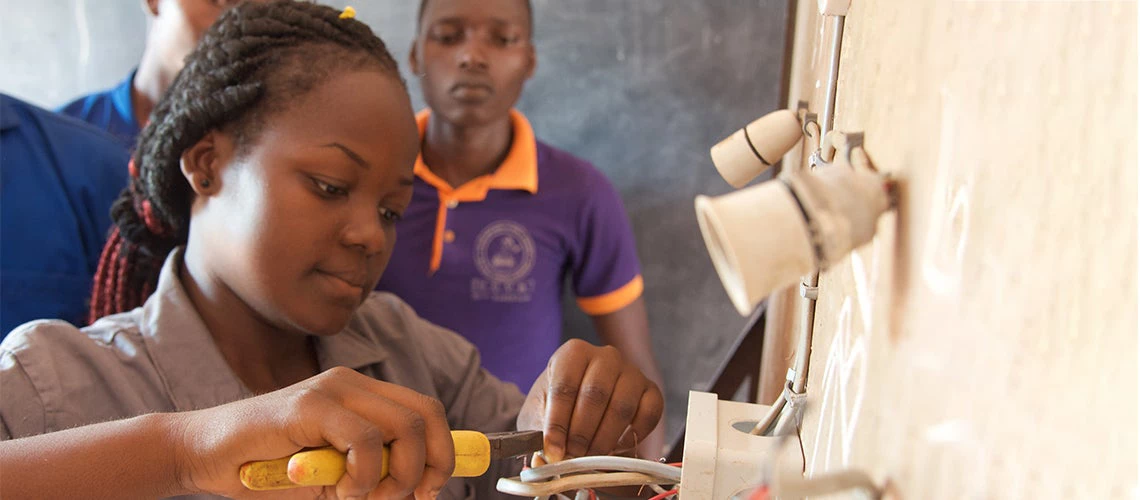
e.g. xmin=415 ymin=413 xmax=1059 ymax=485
xmin=782 ymin=381 xmax=809 ymax=425
xmin=802 ymin=113 xmax=821 ymax=138
xmin=808 ymin=149 xmax=826 ymax=170
xmin=800 ymin=281 xmax=819 ymax=300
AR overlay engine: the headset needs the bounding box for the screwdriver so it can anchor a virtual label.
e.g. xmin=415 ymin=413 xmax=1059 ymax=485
xmin=240 ymin=430 xmax=544 ymax=490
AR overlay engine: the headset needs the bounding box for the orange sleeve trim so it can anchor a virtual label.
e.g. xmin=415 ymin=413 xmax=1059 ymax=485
xmin=576 ymin=275 xmax=644 ymax=316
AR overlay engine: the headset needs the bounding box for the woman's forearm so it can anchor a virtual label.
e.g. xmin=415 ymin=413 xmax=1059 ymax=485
xmin=0 ymin=413 xmax=190 ymax=499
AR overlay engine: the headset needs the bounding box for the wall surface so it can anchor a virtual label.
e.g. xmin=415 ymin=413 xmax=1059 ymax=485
xmin=0 ymin=0 xmax=792 ymax=445
xmin=768 ymin=0 xmax=1137 ymax=497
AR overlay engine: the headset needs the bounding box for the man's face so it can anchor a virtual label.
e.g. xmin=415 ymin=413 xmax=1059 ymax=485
xmin=411 ymin=0 xmax=535 ymax=127
xmin=148 ymin=0 xmax=260 ymax=76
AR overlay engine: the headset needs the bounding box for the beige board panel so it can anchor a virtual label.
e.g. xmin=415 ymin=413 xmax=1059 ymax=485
xmin=781 ymin=0 xmax=1137 ymax=498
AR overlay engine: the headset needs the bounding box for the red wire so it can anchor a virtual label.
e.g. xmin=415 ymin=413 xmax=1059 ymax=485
xmin=648 ymin=488 xmax=679 ymax=500
xmin=588 ymin=489 xmax=597 ymax=500
xmin=748 ymin=485 xmax=770 ymax=500
xmin=667 ymin=462 xmax=683 ymax=467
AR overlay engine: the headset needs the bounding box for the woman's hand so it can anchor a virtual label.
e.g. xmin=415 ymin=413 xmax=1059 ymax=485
xmin=518 ymin=339 xmax=665 ymax=462
xmin=175 ymin=366 xmax=455 ymax=499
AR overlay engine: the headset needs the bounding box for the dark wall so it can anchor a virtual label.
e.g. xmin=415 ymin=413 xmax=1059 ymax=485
xmin=518 ymin=1 xmax=791 ymax=446
xmin=1 ymin=0 xmax=790 ymax=447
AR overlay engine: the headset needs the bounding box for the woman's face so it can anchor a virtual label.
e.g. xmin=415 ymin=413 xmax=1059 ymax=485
xmin=189 ymin=70 xmax=419 ymax=335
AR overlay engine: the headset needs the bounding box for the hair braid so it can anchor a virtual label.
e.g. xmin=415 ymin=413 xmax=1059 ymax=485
xmin=89 ymin=0 xmax=402 ymax=323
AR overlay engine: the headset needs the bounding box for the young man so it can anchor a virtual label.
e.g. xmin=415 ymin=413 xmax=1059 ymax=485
xmin=376 ymin=0 xmax=667 ymax=458
xmin=57 ymin=0 xmax=252 ymax=150
xmin=0 ymin=94 xmax=130 ymax=335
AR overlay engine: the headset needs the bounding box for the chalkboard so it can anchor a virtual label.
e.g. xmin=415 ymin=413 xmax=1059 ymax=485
xmin=0 ymin=0 xmax=791 ymax=445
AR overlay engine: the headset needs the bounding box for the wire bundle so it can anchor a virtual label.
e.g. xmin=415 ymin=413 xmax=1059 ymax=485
xmin=496 ymin=456 xmax=682 ymax=499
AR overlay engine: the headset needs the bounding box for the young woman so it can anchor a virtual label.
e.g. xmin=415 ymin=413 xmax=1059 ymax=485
xmin=0 ymin=3 xmax=662 ymax=499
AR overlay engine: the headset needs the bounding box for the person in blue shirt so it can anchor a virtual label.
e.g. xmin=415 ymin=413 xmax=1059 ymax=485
xmin=1 ymin=94 xmax=130 ymax=336
xmin=57 ymin=0 xmax=255 ymax=150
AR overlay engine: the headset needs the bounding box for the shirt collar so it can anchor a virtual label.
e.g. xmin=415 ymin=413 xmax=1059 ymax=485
xmin=110 ymin=69 xmax=142 ymax=132
xmin=0 ymin=95 xmax=20 ymax=131
xmin=139 ymin=248 xmax=387 ymax=410
xmin=140 ymin=248 xmax=252 ymax=410
xmin=414 ymin=109 xmax=539 ymax=196
xmin=316 ymin=313 xmax=390 ymax=370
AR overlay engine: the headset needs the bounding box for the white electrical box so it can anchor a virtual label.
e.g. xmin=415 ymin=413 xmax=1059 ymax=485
xmin=678 ymin=391 xmax=780 ymax=499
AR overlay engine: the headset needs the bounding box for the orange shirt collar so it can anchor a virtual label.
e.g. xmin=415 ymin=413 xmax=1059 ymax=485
xmin=414 ymin=109 xmax=539 ymax=196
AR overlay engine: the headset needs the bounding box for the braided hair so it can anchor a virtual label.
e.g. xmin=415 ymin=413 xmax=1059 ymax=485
xmin=90 ymin=0 xmax=403 ymax=322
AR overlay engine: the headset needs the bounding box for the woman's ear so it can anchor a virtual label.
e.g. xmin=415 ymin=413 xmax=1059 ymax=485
xmin=180 ymin=131 xmax=228 ymax=196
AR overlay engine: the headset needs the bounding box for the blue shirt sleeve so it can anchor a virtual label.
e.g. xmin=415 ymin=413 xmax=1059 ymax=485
xmin=1 ymin=95 xmax=130 ymax=335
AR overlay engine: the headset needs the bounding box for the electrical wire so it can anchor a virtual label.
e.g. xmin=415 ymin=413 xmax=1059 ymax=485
xmin=497 ymin=472 xmax=668 ymax=497
xmin=520 ymin=456 xmax=682 ymax=483
xmin=647 ymin=488 xmax=678 ymax=500
xmin=749 ymin=393 xmax=786 ymax=435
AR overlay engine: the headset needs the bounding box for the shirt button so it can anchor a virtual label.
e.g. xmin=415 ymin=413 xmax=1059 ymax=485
xmin=444 ymin=230 xmax=456 ymax=243
xmin=446 ymin=199 xmax=459 ymax=209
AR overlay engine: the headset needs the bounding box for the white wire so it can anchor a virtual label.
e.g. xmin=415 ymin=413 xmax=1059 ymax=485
xmin=497 ymin=472 xmax=666 ymax=497
xmin=749 ymin=394 xmax=786 ymax=435
xmin=520 ymin=456 xmax=682 ymax=483
xmin=752 ymin=267 xmax=818 ymax=437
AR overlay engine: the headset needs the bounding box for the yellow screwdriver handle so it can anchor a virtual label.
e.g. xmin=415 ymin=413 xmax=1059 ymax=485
xmin=240 ymin=430 xmax=491 ymax=491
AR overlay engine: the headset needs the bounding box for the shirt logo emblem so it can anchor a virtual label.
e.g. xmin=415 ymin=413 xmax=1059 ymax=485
xmin=471 ymin=220 xmax=536 ymax=303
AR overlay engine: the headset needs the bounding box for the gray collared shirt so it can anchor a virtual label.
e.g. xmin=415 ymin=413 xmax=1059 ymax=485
xmin=1 ymin=249 xmax=526 ymax=499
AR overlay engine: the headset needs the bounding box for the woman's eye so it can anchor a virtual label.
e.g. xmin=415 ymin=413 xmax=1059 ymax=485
xmin=379 ymin=208 xmax=403 ymax=223
xmin=312 ymin=178 xmax=348 ymax=198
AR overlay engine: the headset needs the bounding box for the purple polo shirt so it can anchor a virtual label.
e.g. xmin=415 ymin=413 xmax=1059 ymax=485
xmin=376 ymin=110 xmax=643 ymax=390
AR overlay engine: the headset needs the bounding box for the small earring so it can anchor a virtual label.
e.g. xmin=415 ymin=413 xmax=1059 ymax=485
xmin=200 ymin=178 xmax=211 ymax=188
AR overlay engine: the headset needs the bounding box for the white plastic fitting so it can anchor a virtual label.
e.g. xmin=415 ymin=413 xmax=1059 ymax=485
xmin=818 ymin=0 xmax=851 ymax=16
xmin=784 ymin=149 xmax=890 ymax=268
xmin=678 ymin=391 xmax=779 ymax=500
xmin=695 ymin=145 xmax=891 ymax=316
xmin=709 ymin=109 xmax=803 ymax=188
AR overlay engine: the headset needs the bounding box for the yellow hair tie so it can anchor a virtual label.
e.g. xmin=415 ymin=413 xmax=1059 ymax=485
xmin=339 ymin=6 xmax=356 ymax=19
